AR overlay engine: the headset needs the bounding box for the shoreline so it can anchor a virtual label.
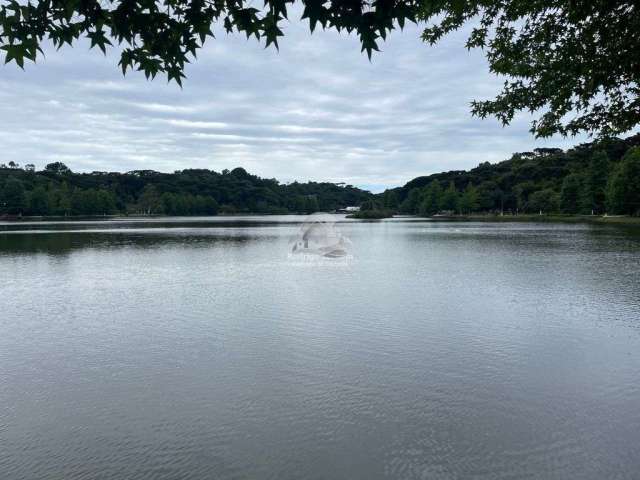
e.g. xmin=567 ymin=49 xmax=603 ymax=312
xmin=0 ymin=213 xmax=312 ymax=222
xmin=420 ymin=214 xmax=640 ymax=226
xmin=2 ymin=213 xmax=640 ymax=227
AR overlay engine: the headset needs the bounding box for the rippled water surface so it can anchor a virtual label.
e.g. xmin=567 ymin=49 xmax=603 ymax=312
xmin=1 ymin=216 xmax=640 ymax=480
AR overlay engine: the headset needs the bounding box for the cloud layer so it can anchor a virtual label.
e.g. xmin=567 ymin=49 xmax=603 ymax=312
xmin=0 ymin=17 xmax=587 ymax=191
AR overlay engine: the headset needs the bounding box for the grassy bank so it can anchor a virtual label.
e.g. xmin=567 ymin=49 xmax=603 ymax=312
xmin=3 ymin=212 xmax=640 ymax=227
xmin=423 ymin=214 xmax=640 ymax=226
xmin=0 ymin=212 xmax=324 ymax=222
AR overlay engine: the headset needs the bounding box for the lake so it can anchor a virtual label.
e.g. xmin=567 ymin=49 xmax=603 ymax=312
xmin=1 ymin=216 xmax=639 ymax=479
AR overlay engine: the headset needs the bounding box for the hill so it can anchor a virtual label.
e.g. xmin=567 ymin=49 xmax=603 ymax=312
xmin=0 ymin=165 xmax=371 ymax=217
xmin=380 ymin=135 xmax=640 ymax=217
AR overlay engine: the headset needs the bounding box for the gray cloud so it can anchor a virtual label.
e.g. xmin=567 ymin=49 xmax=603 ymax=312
xmin=0 ymin=16 xmax=591 ymax=192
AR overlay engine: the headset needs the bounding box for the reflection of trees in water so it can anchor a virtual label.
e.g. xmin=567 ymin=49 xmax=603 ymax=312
xmin=0 ymin=232 xmax=258 ymax=256
xmin=0 ymin=219 xmax=303 ymax=232
xmin=0 ymin=234 xmax=78 ymax=256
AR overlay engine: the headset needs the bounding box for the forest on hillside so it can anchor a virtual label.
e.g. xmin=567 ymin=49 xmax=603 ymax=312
xmin=0 ymin=164 xmax=370 ymax=217
xmin=3 ymin=134 xmax=640 ymax=219
xmin=377 ymin=135 xmax=640 ymax=217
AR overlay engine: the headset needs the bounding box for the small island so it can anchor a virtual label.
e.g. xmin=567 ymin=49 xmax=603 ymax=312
xmin=346 ymin=200 xmax=394 ymax=219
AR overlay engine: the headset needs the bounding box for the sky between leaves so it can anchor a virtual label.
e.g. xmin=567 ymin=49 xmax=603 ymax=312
xmin=0 ymin=12 xmax=590 ymax=192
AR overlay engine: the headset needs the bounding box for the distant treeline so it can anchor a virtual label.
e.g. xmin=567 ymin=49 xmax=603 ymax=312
xmin=378 ymin=134 xmax=640 ymax=217
xmin=3 ymin=134 xmax=640 ymax=218
xmin=0 ymin=164 xmax=371 ymax=217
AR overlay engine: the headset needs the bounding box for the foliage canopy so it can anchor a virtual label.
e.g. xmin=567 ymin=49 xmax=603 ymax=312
xmin=0 ymin=164 xmax=371 ymax=216
xmin=1 ymin=1 xmax=638 ymax=137
xmin=391 ymin=134 xmax=640 ymax=216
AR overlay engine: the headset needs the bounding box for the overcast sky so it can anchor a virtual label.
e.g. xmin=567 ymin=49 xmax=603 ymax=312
xmin=0 ymin=15 xmax=589 ymax=192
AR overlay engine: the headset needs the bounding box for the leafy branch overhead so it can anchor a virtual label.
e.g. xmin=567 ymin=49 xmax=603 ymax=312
xmin=1 ymin=1 xmax=639 ymax=138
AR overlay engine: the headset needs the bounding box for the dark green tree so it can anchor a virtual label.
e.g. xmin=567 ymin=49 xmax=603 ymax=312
xmin=1 ymin=176 xmax=26 ymax=214
xmin=383 ymin=190 xmax=399 ymax=210
xmin=44 ymin=162 xmax=71 ymax=174
xmin=304 ymin=195 xmax=319 ymax=214
xmin=51 ymin=182 xmax=72 ymax=215
xmin=459 ymin=183 xmax=479 ymax=214
xmin=477 ymin=181 xmax=502 ymax=212
xmin=513 ymin=181 xmax=536 ymax=213
xmin=560 ymin=174 xmax=582 ymax=214
xmin=361 ymin=199 xmax=381 ymax=211
xmin=399 ymin=188 xmax=422 ymax=214
xmin=96 ymin=190 xmax=117 ymax=215
xmin=197 ymin=195 xmax=219 ymax=215
xmin=70 ymin=189 xmax=87 ymax=215
xmin=292 ymin=195 xmax=307 ymax=214
xmin=161 ymin=192 xmax=180 ymax=215
xmin=440 ymin=182 xmax=459 ymax=213
xmin=28 ymin=185 xmax=50 ymax=215
xmin=418 ymin=180 xmax=442 ymax=216
xmin=580 ymin=150 xmax=610 ymax=215
xmin=528 ymin=189 xmax=560 ymax=214
xmin=138 ymin=185 xmax=162 ymax=214
xmin=606 ymin=147 xmax=640 ymax=215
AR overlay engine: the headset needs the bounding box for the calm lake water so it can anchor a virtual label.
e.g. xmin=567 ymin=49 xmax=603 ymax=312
xmin=1 ymin=216 xmax=640 ymax=480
